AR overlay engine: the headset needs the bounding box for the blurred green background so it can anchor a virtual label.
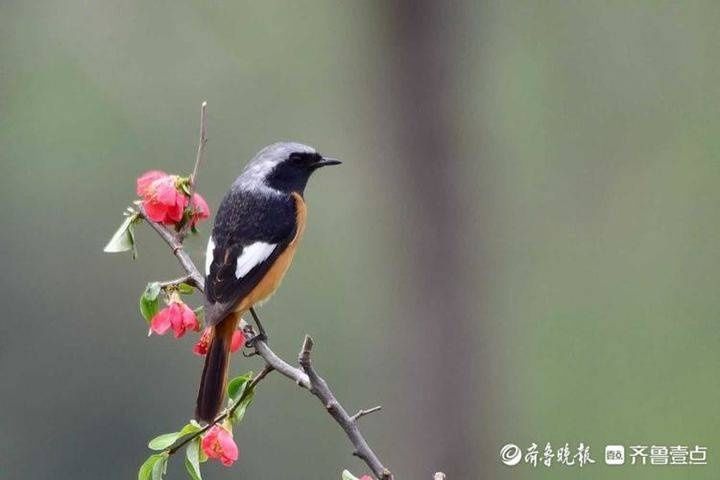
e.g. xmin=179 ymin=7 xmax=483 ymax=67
xmin=1 ymin=1 xmax=718 ymax=479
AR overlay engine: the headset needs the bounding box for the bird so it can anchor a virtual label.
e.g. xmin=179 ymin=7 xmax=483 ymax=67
xmin=196 ymin=142 xmax=341 ymax=422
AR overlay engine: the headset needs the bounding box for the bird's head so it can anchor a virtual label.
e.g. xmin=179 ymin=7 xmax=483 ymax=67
xmin=238 ymin=142 xmax=341 ymax=195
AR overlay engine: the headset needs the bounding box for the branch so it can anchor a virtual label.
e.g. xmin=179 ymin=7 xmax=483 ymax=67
xmin=137 ymin=203 xmax=205 ymax=291
xmin=299 ymin=335 xmax=392 ymax=480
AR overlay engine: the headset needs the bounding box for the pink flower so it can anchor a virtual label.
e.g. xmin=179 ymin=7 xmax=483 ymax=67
xmin=189 ymin=193 xmax=210 ymax=227
xmin=150 ymin=301 xmax=199 ymax=338
xmin=136 ymin=171 xmax=188 ymax=225
xmin=193 ymin=328 xmax=246 ymax=356
xmin=359 ymin=476 xmax=373 ymax=480
xmin=230 ymin=330 xmax=246 ymax=353
xmin=201 ymin=425 xmax=239 ymax=466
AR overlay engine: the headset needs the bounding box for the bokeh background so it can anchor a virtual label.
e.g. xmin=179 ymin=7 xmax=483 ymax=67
xmin=1 ymin=1 xmax=719 ymax=479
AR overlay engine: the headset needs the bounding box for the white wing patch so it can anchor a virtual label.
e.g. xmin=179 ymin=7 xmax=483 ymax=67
xmin=205 ymin=237 xmax=215 ymax=276
xmin=235 ymin=242 xmax=277 ymax=279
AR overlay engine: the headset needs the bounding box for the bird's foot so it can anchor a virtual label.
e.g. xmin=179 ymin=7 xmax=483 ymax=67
xmin=242 ymin=321 xmax=268 ymax=351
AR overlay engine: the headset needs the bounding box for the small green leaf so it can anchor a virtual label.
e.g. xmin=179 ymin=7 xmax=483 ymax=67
xmin=232 ymin=389 xmax=255 ymax=423
xmin=151 ymin=454 xmax=168 ymax=480
xmin=177 ymin=283 xmax=195 ymax=295
xmin=227 ymin=371 xmax=256 ymax=422
xmin=178 ymin=422 xmax=202 ymax=437
xmin=138 ymin=454 xmax=164 ymax=480
xmin=104 ymin=214 xmax=139 ymax=254
xmin=145 ymin=282 xmax=162 ymax=300
xmin=227 ymin=372 xmax=253 ymax=403
xmin=148 ymin=432 xmax=181 ymax=450
xmin=185 ymin=438 xmax=202 ymax=480
xmin=128 ymin=223 xmax=138 ymax=259
xmin=342 ymin=470 xmax=360 ymax=480
xmin=180 ymin=181 xmax=192 ymax=196
xmin=140 ymin=282 xmax=162 ymax=323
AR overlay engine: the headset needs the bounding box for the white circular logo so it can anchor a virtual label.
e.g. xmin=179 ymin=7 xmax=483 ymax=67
xmin=500 ymin=443 xmax=522 ymax=466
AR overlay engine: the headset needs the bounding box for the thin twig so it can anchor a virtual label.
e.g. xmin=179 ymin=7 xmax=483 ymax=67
xmin=191 ymin=101 xmax=208 ymax=186
xmin=179 ymin=101 xmax=209 ymax=240
xmin=167 ymin=365 xmax=273 ymax=455
xmin=351 ymin=406 xmax=383 ymax=422
xmin=157 ymin=275 xmax=196 ymax=289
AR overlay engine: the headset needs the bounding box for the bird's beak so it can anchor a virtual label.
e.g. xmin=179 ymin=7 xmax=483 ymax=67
xmin=313 ymin=157 xmax=342 ymax=168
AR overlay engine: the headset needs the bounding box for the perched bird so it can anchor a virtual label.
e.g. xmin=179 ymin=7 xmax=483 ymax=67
xmin=196 ymin=142 xmax=340 ymax=422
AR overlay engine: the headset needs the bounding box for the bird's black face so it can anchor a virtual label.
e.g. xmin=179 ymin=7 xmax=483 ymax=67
xmin=265 ymin=151 xmax=341 ymax=194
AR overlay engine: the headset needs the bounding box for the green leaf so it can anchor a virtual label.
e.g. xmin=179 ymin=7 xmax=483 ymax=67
xmin=227 ymin=372 xmax=253 ymax=403
xmin=138 ymin=454 xmax=164 ymax=480
xmin=185 ymin=438 xmax=202 ymax=480
xmin=232 ymin=389 xmax=255 ymax=423
xmin=148 ymin=431 xmax=181 ymax=450
xmin=151 ymin=454 xmax=168 ymax=480
xmin=227 ymin=371 xmax=256 ymax=422
xmin=342 ymin=470 xmax=360 ymax=480
xmin=177 ymin=283 xmax=195 ymax=295
xmin=178 ymin=422 xmax=202 ymax=437
xmin=104 ymin=213 xmax=139 ymax=254
xmin=180 ymin=180 xmax=192 ymax=196
xmin=128 ymin=223 xmax=138 ymax=259
xmin=140 ymin=282 xmax=162 ymax=323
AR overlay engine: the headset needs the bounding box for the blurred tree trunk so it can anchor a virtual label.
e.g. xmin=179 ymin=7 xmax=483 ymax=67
xmin=376 ymin=1 xmax=483 ymax=478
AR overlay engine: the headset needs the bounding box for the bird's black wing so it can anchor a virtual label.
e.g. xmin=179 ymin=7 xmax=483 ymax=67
xmin=203 ymin=189 xmax=297 ymax=326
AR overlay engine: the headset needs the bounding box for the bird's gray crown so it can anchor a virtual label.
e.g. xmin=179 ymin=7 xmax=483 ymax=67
xmin=235 ymin=141 xmax=316 ymax=191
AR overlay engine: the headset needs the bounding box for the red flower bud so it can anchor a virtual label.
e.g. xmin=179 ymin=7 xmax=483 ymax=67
xmin=230 ymin=330 xmax=246 ymax=353
xmin=193 ymin=327 xmax=212 ymax=356
xmin=201 ymin=425 xmax=239 ymax=466
xmin=193 ymin=328 xmax=246 ymax=356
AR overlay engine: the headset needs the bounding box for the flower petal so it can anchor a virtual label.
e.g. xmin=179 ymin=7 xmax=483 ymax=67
xmin=136 ymin=170 xmax=167 ymax=197
xmin=143 ymin=199 xmax=168 ymax=222
xmin=150 ymin=307 xmax=172 ymax=335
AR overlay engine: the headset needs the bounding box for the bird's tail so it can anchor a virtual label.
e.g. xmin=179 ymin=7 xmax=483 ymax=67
xmin=195 ymin=313 xmax=238 ymax=422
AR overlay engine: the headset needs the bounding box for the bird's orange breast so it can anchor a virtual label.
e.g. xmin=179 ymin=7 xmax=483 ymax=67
xmin=235 ymin=192 xmax=307 ymax=312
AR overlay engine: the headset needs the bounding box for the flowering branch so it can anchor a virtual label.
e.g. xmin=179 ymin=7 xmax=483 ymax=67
xmin=108 ymin=102 xmax=446 ymax=479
